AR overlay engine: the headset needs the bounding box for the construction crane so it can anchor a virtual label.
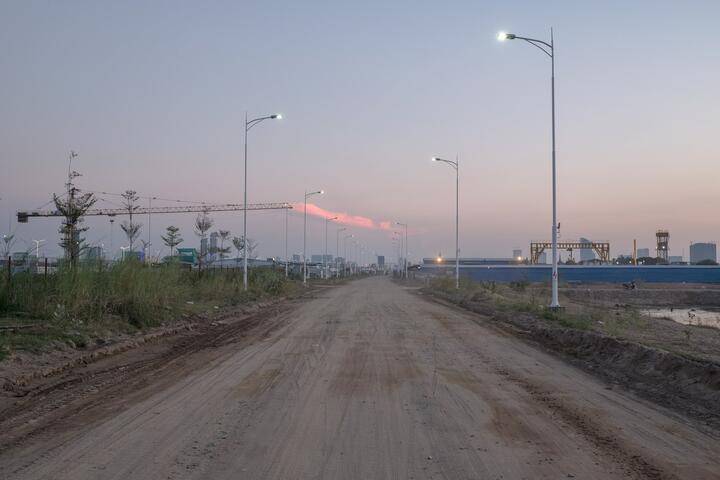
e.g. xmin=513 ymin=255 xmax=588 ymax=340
xmin=17 ymin=202 xmax=292 ymax=223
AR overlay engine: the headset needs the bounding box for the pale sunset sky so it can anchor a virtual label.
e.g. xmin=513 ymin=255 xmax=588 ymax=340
xmin=1 ymin=1 xmax=719 ymax=262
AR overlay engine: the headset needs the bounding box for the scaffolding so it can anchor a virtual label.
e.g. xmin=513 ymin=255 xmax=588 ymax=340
xmin=656 ymin=230 xmax=669 ymax=263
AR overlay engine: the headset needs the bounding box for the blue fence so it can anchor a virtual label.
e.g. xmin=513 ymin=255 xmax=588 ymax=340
xmin=422 ymin=265 xmax=720 ymax=284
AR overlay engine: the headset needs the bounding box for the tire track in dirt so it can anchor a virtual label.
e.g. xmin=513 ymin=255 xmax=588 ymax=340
xmin=0 ymin=295 xmax=311 ymax=454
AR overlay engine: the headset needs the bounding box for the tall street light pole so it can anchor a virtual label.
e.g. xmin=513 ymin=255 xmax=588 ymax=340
xmin=396 ymin=222 xmax=408 ymax=279
xmin=303 ymin=190 xmax=324 ymax=285
xmin=243 ymin=112 xmax=282 ymax=291
xmin=336 ymin=227 xmax=346 ymax=278
xmin=392 ymin=232 xmax=402 ymax=276
xmin=432 ymin=156 xmax=460 ymax=289
xmin=284 ymin=206 xmax=289 ymax=278
xmin=324 ymin=216 xmax=338 ymax=279
xmin=498 ymin=29 xmax=560 ymax=309
xmin=343 ymin=234 xmax=353 ymax=277
xmin=32 ymin=239 xmax=45 ymax=259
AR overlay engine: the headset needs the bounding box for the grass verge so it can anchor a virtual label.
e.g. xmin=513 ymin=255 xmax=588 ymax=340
xmin=0 ymin=261 xmax=296 ymax=360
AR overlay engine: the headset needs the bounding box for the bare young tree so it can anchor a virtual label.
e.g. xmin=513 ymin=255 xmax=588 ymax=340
xmin=232 ymin=236 xmax=244 ymax=266
xmin=231 ymin=235 xmax=258 ymax=265
xmin=217 ymin=230 xmax=232 ymax=263
xmin=54 ymin=189 xmax=96 ymax=266
xmin=2 ymin=234 xmax=16 ymax=257
xmin=120 ymin=190 xmax=142 ymax=252
xmin=161 ymin=225 xmax=183 ymax=257
xmin=246 ymin=238 xmax=258 ymax=259
xmin=194 ymin=212 xmax=214 ymax=269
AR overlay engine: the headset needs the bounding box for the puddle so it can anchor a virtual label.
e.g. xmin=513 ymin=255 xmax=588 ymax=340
xmin=641 ymin=308 xmax=720 ymax=329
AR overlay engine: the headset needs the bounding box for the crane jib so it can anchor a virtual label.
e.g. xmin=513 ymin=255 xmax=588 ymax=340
xmin=16 ymin=203 xmax=293 ymax=223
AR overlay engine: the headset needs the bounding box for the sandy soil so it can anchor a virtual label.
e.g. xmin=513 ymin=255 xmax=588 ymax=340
xmin=0 ymin=277 xmax=718 ymax=479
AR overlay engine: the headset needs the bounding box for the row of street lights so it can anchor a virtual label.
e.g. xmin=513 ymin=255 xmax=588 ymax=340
xmin=244 ymin=28 xmax=559 ymax=307
xmin=427 ymin=29 xmax=560 ymax=309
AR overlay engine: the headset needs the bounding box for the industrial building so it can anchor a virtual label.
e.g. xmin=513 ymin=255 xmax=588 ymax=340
xmin=311 ymin=254 xmax=333 ymax=264
xmin=424 ymin=257 xmax=519 ymax=266
xmin=690 ymin=242 xmax=717 ymax=264
xmin=579 ymin=237 xmax=595 ymax=262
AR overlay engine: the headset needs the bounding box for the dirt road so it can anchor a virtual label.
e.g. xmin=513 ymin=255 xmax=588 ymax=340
xmin=1 ymin=277 xmax=718 ymax=479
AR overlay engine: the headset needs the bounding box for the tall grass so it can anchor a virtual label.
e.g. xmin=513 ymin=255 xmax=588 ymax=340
xmin=427 ymin=275 xmax=645 ymax=335
xmin=0 ymin=261 xmax=290 ymax=329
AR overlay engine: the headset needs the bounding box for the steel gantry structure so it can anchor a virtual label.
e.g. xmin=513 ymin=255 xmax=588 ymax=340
xmin=530 ymin=241 xmax=610 ymax=264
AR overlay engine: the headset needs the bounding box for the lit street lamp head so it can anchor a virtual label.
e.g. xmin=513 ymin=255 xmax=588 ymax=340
xmin=497 ymin=32 xmax=516 ymax=41
xmin=271 ymin=114 xmax=283 ymax=119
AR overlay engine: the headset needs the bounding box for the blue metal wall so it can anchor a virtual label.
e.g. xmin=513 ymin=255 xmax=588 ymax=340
xmin=422 ymin=265 xmax=720 ymax=284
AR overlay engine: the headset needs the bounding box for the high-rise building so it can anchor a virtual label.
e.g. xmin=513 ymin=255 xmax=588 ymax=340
xmin=377 ymin=255 xmax=385 ymax=267
xmin=512 ymin=249 xmax=522 ymax=261
xmin=200 ymin=237 xmax=208 ymax=258
xmin=579 ymin=237 xmax=595 ymax=262
xmin=689 ymin=242 xmax=717 ymax=264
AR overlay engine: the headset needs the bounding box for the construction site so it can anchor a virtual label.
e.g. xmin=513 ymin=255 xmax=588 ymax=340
xmin=2 ymin=3 xmax=720 ymax=479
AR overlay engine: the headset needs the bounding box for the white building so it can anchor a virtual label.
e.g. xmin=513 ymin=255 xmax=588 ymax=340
xmin=690 ymin=242 xmax=717 ymax=264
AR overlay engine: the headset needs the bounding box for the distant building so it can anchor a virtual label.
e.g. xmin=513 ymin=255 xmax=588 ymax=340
xmin=422 ymin=257 xmax=518 ymax=266
xmin=177 ymin=248 xmax=198 ymax=265
xmin=200 ymin=238 xmax=208 ymax=258
xmin=668 ymin=256 xmax=684 ymax=264
xmin=690 ymin=242 xmax=717 ymax=264
xmin=512 ymin=249 xmax=522 ymax=261
xmin=377 ymin=255 xmax=385 ymax=267
xmin=637 ymin=248 xmax=650 ymax=258
xmin=84 ymin=246 xmax=103 ymax=261
xmin=538 ymin=252 xmax=547 ymax=264
xmin=579 ymin=237 xmax=595 ymax=262
xmin=310 ymin=254 xmax=332 ymax=264
xmin=292 ymin=254 xmax=301 ymax=262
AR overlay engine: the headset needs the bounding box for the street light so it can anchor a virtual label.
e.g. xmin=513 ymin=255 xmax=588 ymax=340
xmin=392 ymin=232 xmax=402 ymax=276
xmin=336 ymin=227 xmax=346 ymax=278
xmin=243 ymin=112 xmax=282 ymax=291
xmin=497 ymin=28 xmax=560 ymax=309
xmin=284 ymin=206 xmax=289 ymax=277
xmin=32 ymin=239 xmax=46 ymax=259
xmin=396 ymin=222 xmax=408 ymax=279
xmin=303 ymin=189 xmax=324 ymax=285
xmin=432 ymin=156 xmax=460 ymax=289
xmin=324 ymin=216 xmax=338 ymax=279
xmin=343 ymin=233 xmax=353 ymax=277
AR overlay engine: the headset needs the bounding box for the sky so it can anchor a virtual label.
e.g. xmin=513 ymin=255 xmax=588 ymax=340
xmin=1 ymin=0 xmax=719 ymax=263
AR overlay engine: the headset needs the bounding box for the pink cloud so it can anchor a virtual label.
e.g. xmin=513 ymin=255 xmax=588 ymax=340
xmin=292 ymin=203 xmax=394 ymax=231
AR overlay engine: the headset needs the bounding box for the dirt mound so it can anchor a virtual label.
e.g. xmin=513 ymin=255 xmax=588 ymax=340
xmin=532 ymin=327 xmax=720 ymax=424
xmin=428 ymin=290 xmax=720 ymax=430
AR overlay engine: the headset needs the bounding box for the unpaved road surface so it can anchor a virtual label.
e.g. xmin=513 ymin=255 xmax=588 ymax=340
xmin=1 ymin=277 xmax=718 ymax=479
